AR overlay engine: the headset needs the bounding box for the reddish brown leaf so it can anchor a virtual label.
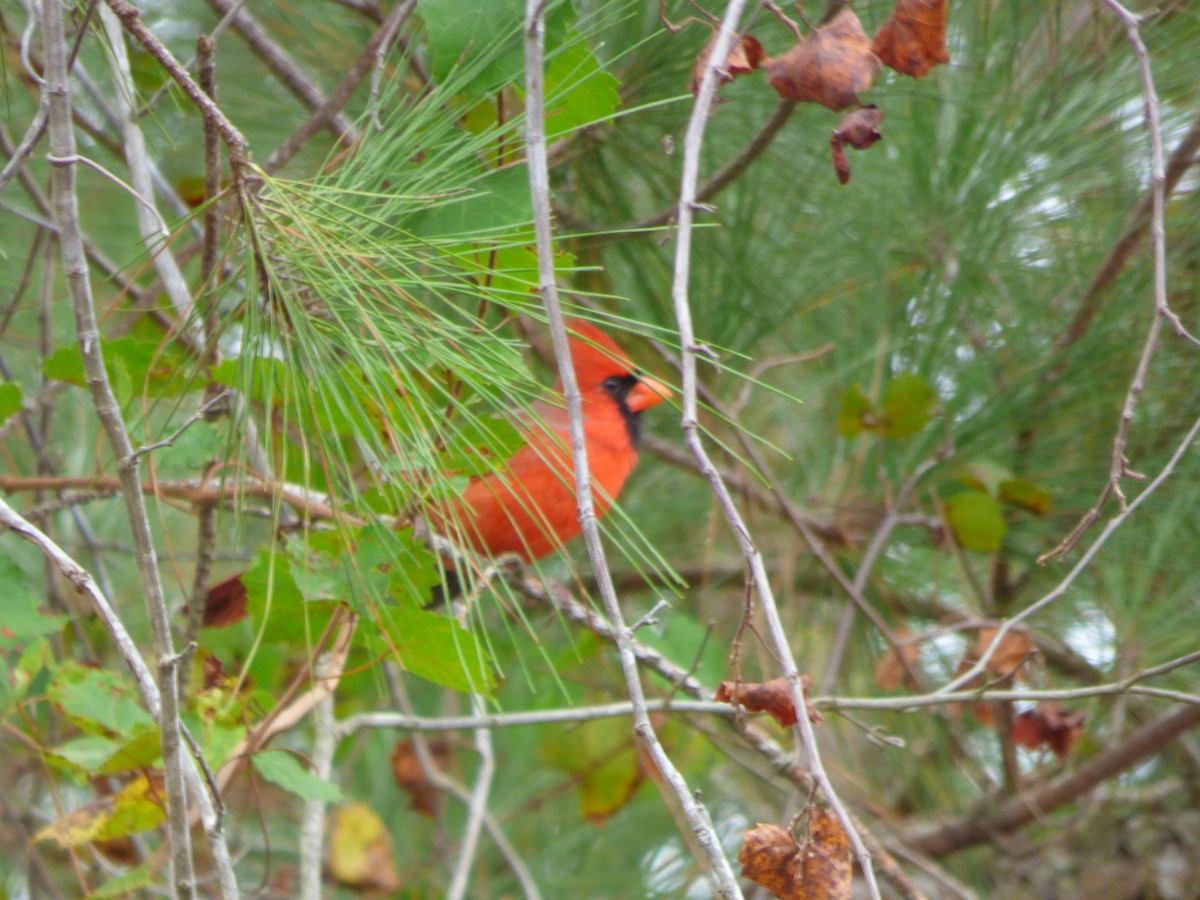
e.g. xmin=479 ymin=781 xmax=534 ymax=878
xmin=738 ymin=811 xmax=853 ymax=900
xmin=873 ymin=626 xmax=918 ymax=691
xmin=715 ymin=675 xmax=822 ymax=727
xmin=800 ymin=808 xmax=853 ymax=900
xmin=974 ymin=626 xmax=1033 ymax=681
xmin=391 ymin=738 xmax=452 ymax=817
xmin=765 ymin=9 xmax=879 ymax=111
xmin=202 ymin=573 xmax=248 ymax=628
xmin=872 ymin=0 xmax=950 ymax=79
xmin=739 ymin=823 xmax=801 ymax=898
xmin=690 ymin=32 xmax=766 ymax=96
xmin=836 ymin=104 xmax=884 ymax=150
xmin=1011 ymin=702 xmax=1087 ymax=761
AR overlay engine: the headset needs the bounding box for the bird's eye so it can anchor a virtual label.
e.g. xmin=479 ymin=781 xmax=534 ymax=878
xmin=602 ymin=376 xmax=623 ymax=394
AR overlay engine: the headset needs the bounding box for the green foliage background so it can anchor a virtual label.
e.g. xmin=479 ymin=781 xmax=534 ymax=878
xmin=2 ymin=0 xmax=1199 ymax=896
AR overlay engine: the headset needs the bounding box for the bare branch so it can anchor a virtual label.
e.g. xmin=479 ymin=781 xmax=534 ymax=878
xmin=40 ymin=2 xmax=197 ymax=891
xmin=668 ymin=1 xmax=879 ymax=890
xmin=524 ymin=2 xmax=742 ymax=894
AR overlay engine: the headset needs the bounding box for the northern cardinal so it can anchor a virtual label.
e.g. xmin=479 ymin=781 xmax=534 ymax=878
xmin=202 ymin=320 xmax=671 ymax=626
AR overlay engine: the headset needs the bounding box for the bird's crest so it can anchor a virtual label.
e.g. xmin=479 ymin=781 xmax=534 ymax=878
xmin=564 ymin=319 xmax=635 ymax=383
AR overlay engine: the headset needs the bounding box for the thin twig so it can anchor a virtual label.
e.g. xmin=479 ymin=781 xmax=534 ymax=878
xmin=262 ymin=0 xmax=415 ymax=173
xmin=670 ymin=4 xmax=879 ymax=890
xmin=911 ymin=701 xmax=1200 ymax=857
xmin=447 ymin=693 xmax=496 ymax=900
xmin=128 ymin=391 xmax=230 ymax=464
xmin=102 ymin=0 xmax=250 ymax=171
xmin=385 ymin=668 xmax=543 ymax=900
xmin=298 ymin=652 xmax=339 ymax=900
xmin=1057 ymin=112 xmax=1200 ymax=349
xmin=950 ymin=410 xmax=1200 ymax=695
xmin=41 ymin=3 xmax=197 ymax=892
xmin=203 ymin=0 xmax=357 ymax=142
xmin=1042 ymin=0 xmax=1193 ymax=562
xmin=524 ymin=2 xmax=743 ymax=895
xmin=0 ymin=498 xmax=237 ymax=896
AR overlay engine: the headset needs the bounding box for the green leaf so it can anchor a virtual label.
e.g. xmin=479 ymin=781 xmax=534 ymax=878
xmin=252 ymin=750 xmax=343 ymax=802
xmin=0 ymin=381 xmax=22 ymax=423
xmin=50 ymin=735 xmax=122 ymax=771
xmin=373 ymin=602 xmax=496 ymax=693
xmin=540 ymin=716 xmax=642 ymax=822
xmin=410 ymin=165 xmax=533 ymax=239
xmin=836 ymin=384 xmax=872 ymax=438
xmin=0 ymin=558 xmax=67 ymax=649
xmin=944 ymin=491 xmax=1007 ymax=553
xmin=422 ymin=0 xmax=525 ymax=92
xmin=881 ymin=373 xmax=937 ymax=438
xmin=999 ymin=478 xmax=1053 ymax=517
xmin=49 ymin=664 xmax=155 ymax=739
xmin=43 ymin=337 xmax=191 ymax=403
xmin=0 ymin=657 xmax=11 ymax=715
xmin=152 ymin=420 xmax=224 ymax=474
xmin=88 ymin=864 xmax=157 ymax=898
xmin=541 ymin=37 xmax=621 ymax=140
xmin=242 ymin=547 xmax=336 ymax=642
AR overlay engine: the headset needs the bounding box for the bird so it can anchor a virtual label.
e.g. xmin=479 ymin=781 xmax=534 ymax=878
xmin=201 ymin=319 xmax=671 ymax=626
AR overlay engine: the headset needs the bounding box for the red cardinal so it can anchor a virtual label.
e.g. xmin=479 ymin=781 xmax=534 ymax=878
xmin=203 ymin=320 xmax=671 ymax=626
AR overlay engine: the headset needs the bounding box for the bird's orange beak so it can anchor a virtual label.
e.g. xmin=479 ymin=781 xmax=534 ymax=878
xmin=626 ymin=376 xmax=672 ymax=413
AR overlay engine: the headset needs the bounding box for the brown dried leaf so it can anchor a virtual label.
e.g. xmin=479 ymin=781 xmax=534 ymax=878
xmin=975 ymin=626 xmax=1033 ymax=681
xmin=391 ymin=738 xmax=452 ymax=817
xmin=800 ymin=808 xmax=853 ymax=900
xmin=739 ymin=822 xmax=801 ymax=898
xmin=873 ymin=626 xmax=918 ymax=691
xmin=326 ymin=803 xmax=402 ymax=893
xmin=872 ymin=0 xmax=950 ymax=79
xmin=715 ymin=675 xmax=822 ymax=727
xmin=765 ymin=9 xmax=879 ymax=111
xmin=1011 ymin=701 xmax=1087 ymax=761
xmin=690 ymin=32 xmax=766 ymax=95
xmin=836 ymin=104 xmax=884 ymax=150
xmin=202 ymin=572 xmax=248 ymax=628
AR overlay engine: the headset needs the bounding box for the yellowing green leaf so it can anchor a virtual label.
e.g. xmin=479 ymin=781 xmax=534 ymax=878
xmin=34 ymin=776 xmax=165 ymax=848
xmin=999 ymin=478 xmax=1053 ymax=517
xmin=836 ymin=384 xmax=872 ymax=438
xmin=944 ymin=491 xmax=1007 ymax=553
xmin=881 ymin=373 xmax=937 ymax=438
xmin=327 ymin=803 xmax=401 ymax=892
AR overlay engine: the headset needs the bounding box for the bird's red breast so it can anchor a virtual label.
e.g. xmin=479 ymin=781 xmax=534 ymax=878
xmin=441 ymin=320 xmax=671 ymax=561
xmin=202 ymin=320 xmax=670 ymax=626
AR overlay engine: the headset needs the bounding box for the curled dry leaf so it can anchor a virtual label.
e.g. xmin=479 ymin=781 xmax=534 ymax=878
xmin=873 ymin=625 xmax=919 ymax=691
xmin=765 ymin=8 xmax=879 ymax=111
xmin=326 ymin=802 xmax=402 ymax=893
xmin=391 ymin=738 xmax=452 ymax=817
xmin=690 ymin=32 xmax=766 ymax=96
xmin=1011 ymin=701 xmax=1087 ymax=761
xmin=738 ymin=810 xmax=853 ymax=900
xmin=739 ymin=822 xmax=801 ymax=898
xmin=872 ymin=0 xmax=950 ymax=79
xmin=829 ymin=104 xmax=884 ymax=183
xmin=715 ymin=675 xmax=822 ymax=727
xmin=801 ymin=808 xmax=853 ymax=900
xmin=974 ymin=626 xmax=1033 ymax=681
